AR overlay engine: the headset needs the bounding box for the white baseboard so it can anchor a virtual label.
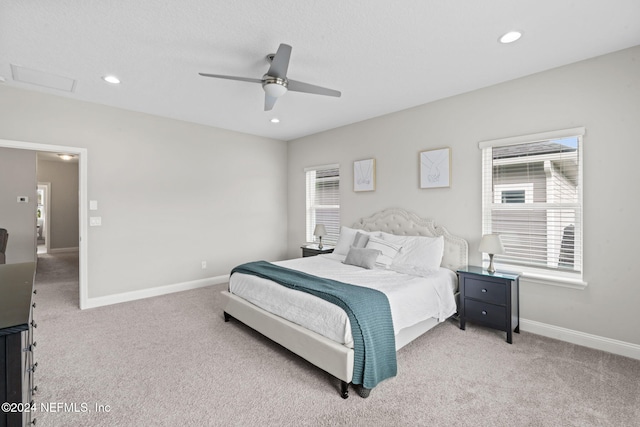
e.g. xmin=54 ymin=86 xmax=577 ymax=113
xmin=82 ymin=274 xmax=229 ymax=309
xmin=520 ymin=318 xmax=640 ymax=360
xmin=48 ymin=247 xmax=80 ymax=253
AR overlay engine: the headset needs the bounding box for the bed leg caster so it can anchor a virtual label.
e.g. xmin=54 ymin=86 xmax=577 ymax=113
xmin=224 ymin=312 xmax=231 ymax=322
xmin=340 ymin=381 xmax=349 ymax=399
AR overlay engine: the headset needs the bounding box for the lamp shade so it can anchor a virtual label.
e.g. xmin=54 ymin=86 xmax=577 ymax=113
xmin=313 ymin=224 xmax=327 ymax=237
xmin=478 ymin=234 xmax=505 ymax=255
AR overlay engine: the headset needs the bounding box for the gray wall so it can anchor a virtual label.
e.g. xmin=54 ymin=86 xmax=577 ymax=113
xmin=0 ymin=86 xmax=288 ymax=298
xmin=37 ymin=159 xmax=79 ymax=250
xmin=287 ymin=46 xmax=640 ymax=346
xmin=0 ymin=147 xmax=37 ymax=263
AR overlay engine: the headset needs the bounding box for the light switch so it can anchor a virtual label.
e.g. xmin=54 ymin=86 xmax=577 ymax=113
xmin=89 ymin=200 xmax=98 ymax=210
xmin=89 ymin=217 xmax=102 ymax=226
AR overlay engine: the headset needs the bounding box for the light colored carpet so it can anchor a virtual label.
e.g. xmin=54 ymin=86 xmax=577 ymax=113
xmin=33 ymin=252 xmax=640 ymax=426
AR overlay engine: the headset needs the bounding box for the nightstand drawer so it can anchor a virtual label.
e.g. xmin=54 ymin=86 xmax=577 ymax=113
xmin=464 ymin=299 xmax=506 ymax=328
xmin=463 ymin=277 xmax=506 ymax=305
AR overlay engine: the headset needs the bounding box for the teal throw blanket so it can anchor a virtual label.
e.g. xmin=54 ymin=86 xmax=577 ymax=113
xmin=231 ymin=261 xmax=397 ymax=389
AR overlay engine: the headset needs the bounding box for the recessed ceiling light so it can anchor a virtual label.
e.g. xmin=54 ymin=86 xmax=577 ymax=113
xmin=102 ymin=75 xmax=121 ymax=84
xmin=58 ymin=153 xmax=76 ymax=161
xmin=499 ymin=31 xmax=522 ymax=44
xmin=270 ymin=118 xmax=280 ymax=124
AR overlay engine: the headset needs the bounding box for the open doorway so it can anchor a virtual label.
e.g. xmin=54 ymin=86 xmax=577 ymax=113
xmin=0 ymin=138 xmax=88 ymax=309
xmin=37 ymin=183 xmax=51 ymax=254
xmin=36 ymin=153 xmax=79 ymax=254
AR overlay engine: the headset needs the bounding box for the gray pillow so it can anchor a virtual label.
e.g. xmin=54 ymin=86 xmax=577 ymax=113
xmin=352 ymin=231 xmax=370 ymax=248
xmin=343 ymin=247 xmax=381 ymax=269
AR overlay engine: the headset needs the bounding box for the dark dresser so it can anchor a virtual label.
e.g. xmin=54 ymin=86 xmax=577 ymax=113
xmin=457 ymin=266 xmax=520 ymax=344
xmin=1 ymin=262 xmax=37 ymax=427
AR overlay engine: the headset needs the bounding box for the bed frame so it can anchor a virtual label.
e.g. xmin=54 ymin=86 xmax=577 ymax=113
xmin=221 ymin=208 xmax=468 ymax=398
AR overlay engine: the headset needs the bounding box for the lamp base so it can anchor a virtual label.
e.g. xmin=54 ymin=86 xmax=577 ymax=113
xmin=487 ymin=254 xmax=496 ymax=274
xmin=318 ymin=237 xmax=323 ymax=250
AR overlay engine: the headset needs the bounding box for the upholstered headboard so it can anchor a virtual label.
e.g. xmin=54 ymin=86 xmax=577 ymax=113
xmin=352 ymin=208 xmax=468 ymax=272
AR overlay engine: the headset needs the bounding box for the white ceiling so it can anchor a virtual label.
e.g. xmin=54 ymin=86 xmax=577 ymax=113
xmin=1 ymin=1 xmax=639 ymax=141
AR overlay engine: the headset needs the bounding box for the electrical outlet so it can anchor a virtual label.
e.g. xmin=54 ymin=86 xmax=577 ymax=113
xmin=201 ymin=261 xmax=207 ymax=269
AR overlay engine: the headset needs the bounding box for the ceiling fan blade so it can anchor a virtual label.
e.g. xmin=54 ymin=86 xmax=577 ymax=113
xmin=287 ymin=79 xmax=341 ymax=97
xmin=264 ymin=94 xmax=278 ymax=111
xmin=198 ymin=73 xmax=263 ymax=84
xmin=267 ymin=44 xmax=292 ymax=79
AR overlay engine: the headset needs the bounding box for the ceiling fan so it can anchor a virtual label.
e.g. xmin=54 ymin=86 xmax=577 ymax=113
xmin=199 ymin=43 xmax=341 ymax=111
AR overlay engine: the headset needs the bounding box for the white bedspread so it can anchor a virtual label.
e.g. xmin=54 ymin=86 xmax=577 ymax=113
xmin=229 ymin=253 xmax=457 ymax=348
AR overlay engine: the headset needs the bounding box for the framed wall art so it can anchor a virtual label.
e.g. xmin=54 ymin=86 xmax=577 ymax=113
xmin=354 ymin=158 xmax=376 ymax=192
xmin=420 ymin=148 xmax=451 ymax=189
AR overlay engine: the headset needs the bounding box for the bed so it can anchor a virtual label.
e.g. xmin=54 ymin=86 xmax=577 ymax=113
xmin=221 ymin=208 xmax=468 ymax=398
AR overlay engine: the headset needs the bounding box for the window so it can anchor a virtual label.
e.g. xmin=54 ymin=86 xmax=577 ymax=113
xmin=480 ymin=127 xmax=585 ymax=287
xmin=305 ymin=164 xmax=340 ymax=245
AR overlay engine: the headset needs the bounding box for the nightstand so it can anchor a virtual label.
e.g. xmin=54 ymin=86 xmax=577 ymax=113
xmin=457 ymin=266 xmax=520 ymax=344
xmin=301 ymin=245 xmax=334 ymax=257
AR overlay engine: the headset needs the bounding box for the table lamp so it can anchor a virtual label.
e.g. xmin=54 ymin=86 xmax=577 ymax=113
xmin=313 ymin=224 xmax=327 ymax=250
xmin=479 ymin=234 xmax=504 ymax=274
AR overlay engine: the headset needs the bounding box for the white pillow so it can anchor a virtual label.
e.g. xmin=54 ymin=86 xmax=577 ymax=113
xmin=365 ymin=236 xmax=402 ymax=267
xmin=378 ymin=231 xmax=408 ymax=248
xmin=391 ymin=235 xmax=444 ymax=273
xmin=334 ymin=226 xmax=380 ymax=255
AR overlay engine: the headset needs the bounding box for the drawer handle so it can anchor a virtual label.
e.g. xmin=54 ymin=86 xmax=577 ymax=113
xmin=29 ymin=362 xmax=38 ymax=373
xmin=32 ymin=302 xmax=37 ymax=308
xmin=31 ymin=320 xmax=38 ymax=328
xmin=481 ymin=288 xmax=487 ymax=293
xmin=481 ymin=310 xmax=487 ymax=315
xmin=32 ymin=385 xmax=38 ymax=395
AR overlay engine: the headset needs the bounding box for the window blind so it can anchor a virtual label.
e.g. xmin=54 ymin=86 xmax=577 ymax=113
xmin=305 ymin=164 xmax=340 ymax=245
xmin=480 ymin=128 xmax=584 ymax=279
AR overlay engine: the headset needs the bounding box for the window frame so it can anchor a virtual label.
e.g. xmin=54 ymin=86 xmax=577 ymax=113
xmin=479 ymin=127 xmax=587 ymax=289
xmin=305 ymin=163 xmax=340 ymax=246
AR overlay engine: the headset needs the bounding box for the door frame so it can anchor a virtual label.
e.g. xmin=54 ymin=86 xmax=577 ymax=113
xmin=37 ymin=182 xmax=51 ymax=254
xmin=0 ymin=138 xmax=88 ymax=309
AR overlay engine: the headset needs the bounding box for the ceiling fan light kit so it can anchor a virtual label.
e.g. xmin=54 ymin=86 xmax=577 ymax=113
xmin=262 ymin=76 xmax=288 ymax=98
xmin=199 ymin=43 xmax=341 ymax=111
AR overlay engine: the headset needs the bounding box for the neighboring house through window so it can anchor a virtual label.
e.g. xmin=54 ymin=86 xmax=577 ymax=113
xmin=480 ymin=127 xmax=585 ymax=288
xmin=305 ymin=164 xmax=340 ymax=245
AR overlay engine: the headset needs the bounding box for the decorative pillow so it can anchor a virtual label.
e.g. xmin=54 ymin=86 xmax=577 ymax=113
xmin=352 ymin=232 xmax=370 ymax=248
xmin=391 ymin=235 xmax=444 ymax=273
xmin=334 ymin=226 xmax=380 ymax=255
xmin=343 ymin=247 xmax=381 ymax=269
xmin=365 ymin=236 xmax=402 ymax=267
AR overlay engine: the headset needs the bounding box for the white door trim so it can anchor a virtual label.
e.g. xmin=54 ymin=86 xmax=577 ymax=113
xmin=1 ymin=138 xmax=89 ymax=309
xmin=37 ymin=182 xmax=51 ymax=254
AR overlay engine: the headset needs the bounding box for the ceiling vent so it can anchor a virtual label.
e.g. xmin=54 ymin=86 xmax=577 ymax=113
xmin=10 ymin=64 xmax=76 ymax=92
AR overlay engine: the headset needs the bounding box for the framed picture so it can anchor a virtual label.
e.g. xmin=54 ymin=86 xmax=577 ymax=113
xmin=420 ymin=148 xmax=451 ymax=188
xmin=354 ymin=158 xmax=376 ymax=192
